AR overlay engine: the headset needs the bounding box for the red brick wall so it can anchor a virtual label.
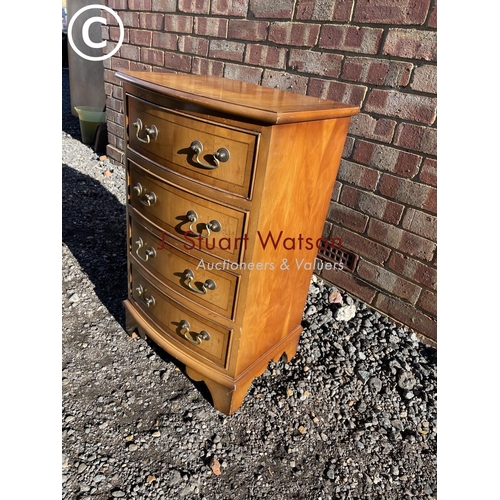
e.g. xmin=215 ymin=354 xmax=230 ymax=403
xmin=101 ymin=0 xmax=437 ymax=344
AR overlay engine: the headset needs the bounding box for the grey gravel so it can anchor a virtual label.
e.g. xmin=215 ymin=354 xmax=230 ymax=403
xmin=62 ymin=69 xmax=437 ymax=499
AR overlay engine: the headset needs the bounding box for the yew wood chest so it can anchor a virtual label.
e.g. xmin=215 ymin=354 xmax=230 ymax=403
xmin=116 ymin=71 xmax=358 ymax=414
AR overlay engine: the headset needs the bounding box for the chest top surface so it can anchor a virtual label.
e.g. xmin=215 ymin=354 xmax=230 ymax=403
xmin=116 ymin=71 xmax=359 ymax=125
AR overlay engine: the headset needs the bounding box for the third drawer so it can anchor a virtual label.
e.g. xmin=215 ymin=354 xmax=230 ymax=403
xmin=130 ymin=215 xmax=241 ymax=320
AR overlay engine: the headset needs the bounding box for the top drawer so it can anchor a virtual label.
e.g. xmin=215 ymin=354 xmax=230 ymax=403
xmin=127 ymin=95 xmax=259 ymax=199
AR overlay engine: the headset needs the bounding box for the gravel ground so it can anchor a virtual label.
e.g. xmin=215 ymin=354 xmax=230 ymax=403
xmin=62 ymin=68 xmax=437 ymax=499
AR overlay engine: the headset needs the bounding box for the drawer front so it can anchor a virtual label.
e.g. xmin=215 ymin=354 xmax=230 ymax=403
xmin=131 ymin=265 xmax=231 ymax=368
xmin=127 ymin=95 xmax=259 ymax=198
xmin=129 ymin=160 xmax=248 ymax=263
xmin=130 ymin=216 xmax=240 ymax=319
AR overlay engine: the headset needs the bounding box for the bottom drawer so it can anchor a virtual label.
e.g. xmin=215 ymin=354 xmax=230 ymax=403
xmin=130 ymin=265 xmax=232 ymax=368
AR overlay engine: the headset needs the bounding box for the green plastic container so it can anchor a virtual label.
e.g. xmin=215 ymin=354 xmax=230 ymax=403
xmin=74 ymin=106 xmax=106 ymax=144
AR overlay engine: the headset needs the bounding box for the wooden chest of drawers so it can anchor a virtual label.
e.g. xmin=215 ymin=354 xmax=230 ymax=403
xmin=117 ymin=71 xmax=358 ymax=414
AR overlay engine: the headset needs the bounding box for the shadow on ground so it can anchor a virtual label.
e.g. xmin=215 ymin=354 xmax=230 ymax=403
xmin=62 ymin=164 xmax=127 ymax=326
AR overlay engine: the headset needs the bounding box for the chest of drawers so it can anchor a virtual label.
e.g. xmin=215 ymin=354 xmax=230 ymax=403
xmin=117 ymin=71 xmax=358 ymax=415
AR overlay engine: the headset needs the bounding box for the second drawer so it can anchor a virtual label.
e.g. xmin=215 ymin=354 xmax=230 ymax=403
xmin=128 ymin=159 xmax=249 ymax=263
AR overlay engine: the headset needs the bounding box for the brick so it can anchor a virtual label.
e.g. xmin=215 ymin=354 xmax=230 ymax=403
xmin=108 ymin=0 xmax=128 ymax=8
xmin=374 ymin=292 xmax=436 ymax=341
xmin=192 ymin=58 xmax=225 ymax=77
xmin=122 ymin=12 xmax=140 ymax=28
xmin=308 ymin=78 xmax=367 ymax=107
xmin=296 ymin=0 xmax=354 ymax=22
xmin=228 ymin=20 xmax=269 ymax=41
xmin=224 ymin=64 xmax=263 ymax=85
xmin=112 ymin=85 xmax=123 ymax=99
xmin=427 ymin=0 xmax=437 ymax=28
xmin=401 ymin=208 xmax=436 ymax=241
xmin=383 ymin=29 xmax=437 ymax=61
xmin=139 ymin=13 xmax=164 ymax=30
xmin=321 ymin=267 xmax=377 ymax=304
xmin=109 ymin=27 xmax=128 ymax=43
xmin=104 ymin=82 xmax=114 ymax=97
xmin=330 ymin=226 xmax=391 ymax=264
xmin=332 ymin=181 xmax=342 ymax=201
xmin=319 ymin=25 xmax=383 ymax=54
xmin=353 ymin=0 xmax=431 ymax=25
xmin=102 ymin=10 xmax=119 ymax=27
xmin=107 ymin=121 xmax=124 ymax=139
xmin=107 ymin=144 xmax=125 ymax=165
xmin=322 ymin=221 xmax=333 ymax=238
xmin=340 ymin=185 xmax=404 ymax=225
xmin=388 ymin=252 xmax=436 ymax=289
xmin=288 ymin=50 xmax=343 ymax=77
xmin=269 ymin=22 xmax=320 ymax=46
xmin=106 ymin=98 xmax=123 ymax=114
xmin=129 ymin=29 xmax=152 ymax=47
xmin=152 ymin=0 xmax=176 ymax=11
xmin=327 ymin=202 xmax=369 ymax=232
xmin=163 ymin=52 xmax=192 ymax=72
xmin=178 ymin=36 xmax=209 ymax=56
xmin=152 ymin=32 xmax=178 ymax=50
xmin=179 ymin=0 xmax=210 ymax=14
xmin=367 ymin=219 xmax=435 ymax=261
xmin=249 ymin=0 xmax=295 ymax=18
xmin=130 ymin=62 xmax=152 ymax=72
xmin=337 ymin=159 xmax=380 ymax=190
xmin=111 ymin=57 xmax=130 ymax=71
xmin=343 ymin=136 xmax=355 ymax=158
xmin=379 ymin=174 xmax=436 ymax=212
xmin=365 ymin=89 xmax=437 ymax=125
xmin=353 ymin=141 xmax=422 ymax=177
xmin=118 ymin=43 xmax=139 ymax=61
xmin=128 ymin=0 xmax=151 ymax=9
xmin=104 ymin=68 xmax=122 ymax=86
xmin=418 ymin=289 xmax=436 ymax=317
xmin=164 ymin=15 xmax=193 ymax=33
xmin=209 ymin=40 xmax=245 ymax=61
xmin=106 ymin=108 xmax=125 ymax=127
xmin=107 ymin=132 xmax=122 ymax=149
xmin=394 ymin=123 xmax=437 ymax=156
xmin=245 ymin=45 xmax=287 ymax=70
xmin=194 ymin=17 xmax=228 ymax=37
xmin=357 ymin=260 xmax=422 ymax=304
xmin=411 ymin=65 xmax=437 ymax=94
xmin=348 ymin=113 xmax=396 ymax=143
xmin=419 ymin=158 xmax=437 ymax=186
xmin=211 ymin=0 xmax=249 ymax=16
xmin=342 ymin=57 xmax=413 ymax=88
xmin=105 ymin=106 xmax=119 ymax=125
xmin=140 ymin=47 xmax=164 ymax=66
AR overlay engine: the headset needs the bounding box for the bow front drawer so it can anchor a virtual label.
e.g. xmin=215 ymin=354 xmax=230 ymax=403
xmin=128 ymin=160 xmax=249 ymax=263
xmin=127 ymin=95 xmax=259 ymax=199
xmin=130 ymin=265 xmax=232 ymax=368
xmin=130 ymin=216 xmax=240 ymax=320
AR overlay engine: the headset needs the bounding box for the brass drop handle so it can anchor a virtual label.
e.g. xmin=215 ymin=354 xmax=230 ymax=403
xmin=133 ymin=118 xmax=158 ymax=144
xmin=186 ymin=210 xmax=222 ymax=238
xmin=179 ymin=319 xmax=211 ymax=345
xmin=182 ymin=268 xmax=216 ymax=294
xmin=133 ymin=183 xmax=157 ymax=207
xmin=135 ymin=237 xmax=157 ymax=262
xmin=135 ymin=284 xmax=155 ymax=308
xmin=189 ymin=140 xmax=230 ymax=169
